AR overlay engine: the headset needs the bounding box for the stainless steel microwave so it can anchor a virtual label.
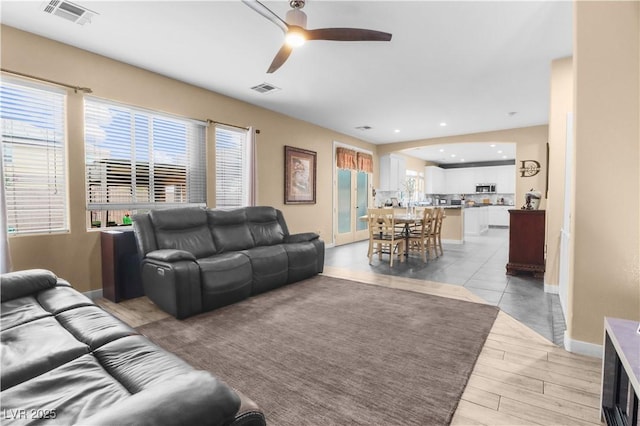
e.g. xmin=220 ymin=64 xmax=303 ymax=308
xmin=475 ymin=183 xmax=496 ymax=193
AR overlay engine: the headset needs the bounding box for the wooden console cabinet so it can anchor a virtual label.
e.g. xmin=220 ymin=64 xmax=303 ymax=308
xmin=506 ymin=209 xmax=545 ymax=278
xmin=101 ymin=229 xmax=144 ymax=302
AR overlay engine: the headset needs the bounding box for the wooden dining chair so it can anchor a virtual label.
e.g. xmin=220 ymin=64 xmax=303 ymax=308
xmin=429 ymin=207 xmax=445 ymax=257
xmin=367 ymin=208 xmax=405 ymax=267
xmin=407 ymin=208 xmax=434 ymax=262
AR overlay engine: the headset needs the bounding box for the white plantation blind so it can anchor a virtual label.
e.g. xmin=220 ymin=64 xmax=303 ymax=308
xmin=84 ymin=98 xmax=206 ymax=218
xmin=1 ymin=79 xmax=68 ymax=235
xmin=215 ymin=125 xmax=250 ymax=208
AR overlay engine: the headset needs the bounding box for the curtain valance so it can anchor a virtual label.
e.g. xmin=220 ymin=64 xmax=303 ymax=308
xmin=357 ymin=152 xmax=373 ymax=173
xmin=336 ymin=147 xmax=357 ymax=170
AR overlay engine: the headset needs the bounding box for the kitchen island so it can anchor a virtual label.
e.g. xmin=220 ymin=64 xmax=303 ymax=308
xmin=439 ymin=206 xmax=464 ymax=244
xmin=391 ymin=206 xmax=464 ymax=244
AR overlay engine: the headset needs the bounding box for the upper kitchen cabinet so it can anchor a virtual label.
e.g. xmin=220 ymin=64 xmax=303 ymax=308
xmin=473 ymin=165 xmax=516 ymax=193
xmin=425 ymin=166 xmax=445 ymax=194
xmin=445 ymin=168 xmax=475 ymax=194
xmin=379 ymin=154 xmax=407 ymax=191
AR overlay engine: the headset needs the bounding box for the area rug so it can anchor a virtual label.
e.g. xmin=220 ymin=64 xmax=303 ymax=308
xmin=137 ymin=275 xmax=499 ymax=425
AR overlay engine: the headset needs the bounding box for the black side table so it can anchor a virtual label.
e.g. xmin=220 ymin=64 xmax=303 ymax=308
xmin=101 ymin=229 xmax=144 ymax=302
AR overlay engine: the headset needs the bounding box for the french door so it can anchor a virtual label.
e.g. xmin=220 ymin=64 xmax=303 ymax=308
xmin=335 ymin=168 xmax=370 ymax=245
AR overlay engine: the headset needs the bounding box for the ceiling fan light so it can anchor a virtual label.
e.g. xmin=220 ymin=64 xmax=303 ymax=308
xmin=285 ymin=28 xmax=306 ymax=47
xmin=285 ymin=8 xmax=307 ymax=28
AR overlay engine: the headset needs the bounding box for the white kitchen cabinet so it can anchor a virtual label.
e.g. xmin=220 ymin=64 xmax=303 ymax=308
xmin=464 ymin=206 xmax=489 ymax=235
xmin=445 ymin=168 xmax=475 ymax=194
xmin=488 ymin=205 xmax=510 ymax=227
xmin=379 ymin=154 xmax=406 ymax=191
xmin=425 ymin=166 xmax=445 ymax=194
xmin=473 ymin=165 xmax=516 ymax=194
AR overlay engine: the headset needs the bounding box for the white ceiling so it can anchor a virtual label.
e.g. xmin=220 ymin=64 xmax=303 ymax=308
xmin=0 ymin=0 xmax=572 ymax=161
xmin=402 ymin=142 xmax=516 ymax=165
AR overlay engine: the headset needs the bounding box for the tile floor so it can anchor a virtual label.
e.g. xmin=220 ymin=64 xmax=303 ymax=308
xmin=324 ymin=228 xmax=566 ymax=345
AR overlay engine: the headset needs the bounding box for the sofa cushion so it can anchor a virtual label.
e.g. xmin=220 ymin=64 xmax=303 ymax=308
xmin=246 ymin=207 xmax=285 ymax=246
xmin=94 ymin=335 xmax=196 ymax=394
xmin=36 ymin=286 xmax=95 ymax=316
xmin=242 ymin=246 xmax=289 ymax=294
xmin=0 ymin=269 xmax=57 ymax=302
xmin=207 ymin=209 xmax=255 ymax=253
xmin=56 ymin=306 xmax=138 ymax=351
xmin=77 ymin=372 xmax=242 ymax=426
xmin=1 ymin=317 xmax=89 ymax=390
xmin=150 ymin=207 xmax=216 ymax=258
xmin=283 ymin=242 xmax=319 ymax=283
xmin=197 ymin=253 xmax=253 ymax=311
xmin=0 ymin=295 xmax=51 ymax=331
xmin=1 ymin=354 xmax=130 ymax=425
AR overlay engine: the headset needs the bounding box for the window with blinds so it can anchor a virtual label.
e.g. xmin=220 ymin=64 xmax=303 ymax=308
xmin=215 ymin=125 xmax=249 ymax=209
xmin=1 ymin=79 xmax=68 ymax=235
xmin=84 ymin=98 xmax=206 ymax=228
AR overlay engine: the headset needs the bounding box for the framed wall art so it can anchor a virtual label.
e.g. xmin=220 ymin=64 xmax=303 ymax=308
xmin=284 ymin=146 xmax=316 ymax=204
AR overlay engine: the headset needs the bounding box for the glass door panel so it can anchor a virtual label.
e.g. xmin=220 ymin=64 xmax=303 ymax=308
xmin=337 ymin=169 xmax=352 ymax=234
xmin=356 ymin=171 xmax=368 ymax=231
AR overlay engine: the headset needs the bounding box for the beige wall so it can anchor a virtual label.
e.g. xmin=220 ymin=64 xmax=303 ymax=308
xmin=1 ymin=25 xmax=376 ymax=292
xmin=545 ymin=57 xmax=573 ymax=289
xmin=377 ymin=125 xmax=549 ymax=209
xmin=571 ymin=1 xmax=640 ymax=344
xmin=401 ymin=153 xmax=427 ymax=174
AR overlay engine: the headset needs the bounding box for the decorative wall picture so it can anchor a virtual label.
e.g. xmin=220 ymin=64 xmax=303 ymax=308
xmin=285 ymin=146 xmax=316 ymax=204
xmin=519 ymin=160 xmax=541 ymax=177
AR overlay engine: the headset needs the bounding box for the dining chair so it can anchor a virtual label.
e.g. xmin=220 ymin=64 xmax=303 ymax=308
xmin=431 ymin=207 xmax=445 ymax=257
xmin=407 ymin=208 xmax=434 ymax=262
xmin=367 ymin=208 xmax=405 ymax=267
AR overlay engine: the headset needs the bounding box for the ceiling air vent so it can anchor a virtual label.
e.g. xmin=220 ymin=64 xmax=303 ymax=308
xmin=41 ymin=0 xmax=98 ymax=25
xmin=355 ymin=126 xmax=372 ymax=131
xmin=250 ymin=83 xmax=280 ymax=94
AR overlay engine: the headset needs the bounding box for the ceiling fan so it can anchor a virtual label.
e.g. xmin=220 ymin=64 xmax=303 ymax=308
xmin=242 ymin=0 xmax=392 ymax=73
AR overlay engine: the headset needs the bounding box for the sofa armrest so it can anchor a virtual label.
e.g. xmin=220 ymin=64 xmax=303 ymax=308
xmin=140 ymin=259 xmax=202 ymax=319
xmin=146 ymin=249 xmax=196 ymax=262
xmin=75 ymin=372 xmax=248 ymax=426
xmin=230 ymin=389 xmax=267 ymax=426
xmin=0 ymin=269 xmax=58 ymax=302
xmin=285 ymin=232 xmax=319 ymax=244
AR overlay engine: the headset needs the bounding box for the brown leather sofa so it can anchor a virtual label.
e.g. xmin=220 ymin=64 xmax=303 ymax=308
xmin=0 ymin=269 xmax=266 ymax=426
xmin=133 ymin=206 xmax=325 ymax=319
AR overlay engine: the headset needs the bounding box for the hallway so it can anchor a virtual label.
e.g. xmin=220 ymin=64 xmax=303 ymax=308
xmin=325 ymin=228 xmax=566 ymax=345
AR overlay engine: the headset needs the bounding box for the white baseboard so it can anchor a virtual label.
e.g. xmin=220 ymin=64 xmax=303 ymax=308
xmin=563 ymin=331 xmax=603 ymax=358
xmin=544 ymin=283 xmax=559 ymax=294
xmin=84 ymin=288 xmax=103 ymax=301
xmin=442 ymin=239 xmax=464 ymax=245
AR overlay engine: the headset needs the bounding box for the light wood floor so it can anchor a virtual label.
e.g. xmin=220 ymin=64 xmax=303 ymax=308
xmin=97 ymin=266 xmax=604 ymax=426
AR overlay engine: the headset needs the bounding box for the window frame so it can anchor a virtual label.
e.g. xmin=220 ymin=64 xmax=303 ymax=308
xmin=84 ymin=97 xmax=207 ymax=229
xmin=1 ymin=77 xmax=69 ymax=236
xmin=215 ymin=124 xmax=252 ymax=209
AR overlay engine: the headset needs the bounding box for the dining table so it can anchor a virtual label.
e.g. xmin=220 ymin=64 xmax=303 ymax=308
xmin=359 ymin=212 xmax=427 ymax=257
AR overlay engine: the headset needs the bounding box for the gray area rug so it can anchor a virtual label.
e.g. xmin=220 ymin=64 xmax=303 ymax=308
xmin=137 ymin=275 xmax=499 ymax=425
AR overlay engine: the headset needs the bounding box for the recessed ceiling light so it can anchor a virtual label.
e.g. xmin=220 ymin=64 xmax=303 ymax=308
xmin=502 ymin=155 xmax=507 ymax=159
xmin=439 ymin=148 xmax=445 ymax=152
xmin=450 ymin=154 xmax=456 ymax=158
xmin=460 ymin=158 xmax=465 ymax=162
xmin=490 ymin=144 xmax=496 ymax=148
xmin=394 ymin=129 xmax=400 ymax=133
xmin=497 ymin=150 xmax=503 ymax=154
xmin=440 ymin=122 xmax=447 ymax=127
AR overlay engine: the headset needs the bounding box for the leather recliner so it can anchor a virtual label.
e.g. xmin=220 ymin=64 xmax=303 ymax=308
xmin=0 ymin=269 xmax=266 ymax=426
xmin=133 ymin=206 xmax=324 ymax=319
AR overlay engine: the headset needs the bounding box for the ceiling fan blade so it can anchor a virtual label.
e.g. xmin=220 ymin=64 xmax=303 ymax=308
xmin=267 ymin=43 xmax=293 ymax=73
xmin=306 ymin=28 xmax=392 ymax=42
xmin=241 ymin=0 xmax=288 ymax=33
